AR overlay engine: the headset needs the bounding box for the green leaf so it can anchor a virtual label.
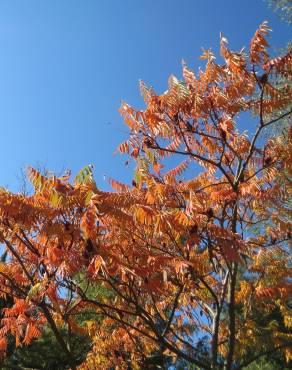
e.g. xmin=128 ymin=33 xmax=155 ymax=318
xmin=134 ymin=170 xmax=143 ymax=186
xmin=145 ymin=148 xmax=155 ymax=164
xmin=74 ymin=165 xmax=95 ymax=186
xmin=84 ymin=190 xmax=94 ymax=206
xmin=26 ymin=283 xmax=42 ymax=302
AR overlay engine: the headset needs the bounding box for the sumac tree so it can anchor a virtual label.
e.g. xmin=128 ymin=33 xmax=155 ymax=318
xmin=0 ymin=22 xmax=291 ymax=369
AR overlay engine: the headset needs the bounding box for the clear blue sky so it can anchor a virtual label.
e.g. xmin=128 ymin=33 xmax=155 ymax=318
xmin=0 ymin=0 xmax=290 ymax=192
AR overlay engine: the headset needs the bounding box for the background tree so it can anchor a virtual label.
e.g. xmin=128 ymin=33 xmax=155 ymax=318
xmin=264 ymin=0 xmax=291 ymax=138
xmin=3 ymin=327 xmax=91 ymax=370
xmin=267 ymin=0 xmax=292 ymax=24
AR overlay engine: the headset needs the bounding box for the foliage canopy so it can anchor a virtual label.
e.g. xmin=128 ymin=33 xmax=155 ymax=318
xmin=0 ymin=22 xmax=291 ymax=369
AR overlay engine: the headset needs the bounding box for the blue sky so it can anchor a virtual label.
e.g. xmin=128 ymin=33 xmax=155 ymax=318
xmin=0 ymin=0 xmax=290 ymax=192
